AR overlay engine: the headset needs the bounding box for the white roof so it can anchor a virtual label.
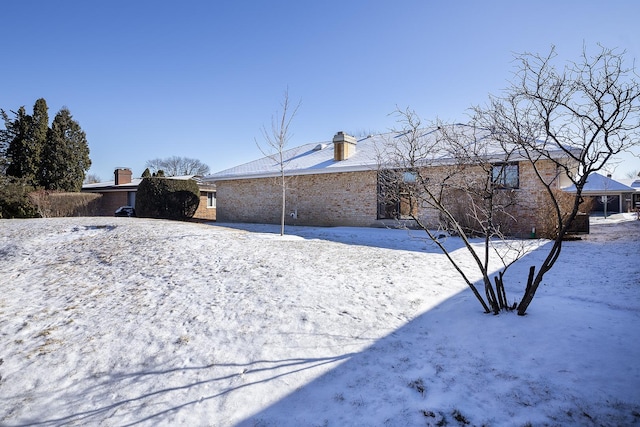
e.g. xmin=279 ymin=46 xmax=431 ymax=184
xmin=82 ymin=175 xmax=200 ymax=192
xmin=82 ymin=178 xmax=143 ymax=191
xmin=564 ymin=173 xmax=636 ymax=194
xmin=206 ymin=125 xmax=580 ymax=182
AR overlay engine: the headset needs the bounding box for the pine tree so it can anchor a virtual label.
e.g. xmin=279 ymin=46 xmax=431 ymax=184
xmin=3 ymin=99 xmax=49 ymax=187
xmin=40 ymin=107 xmax=91 ymax=191
xmin=5 ymin=107 xmax=34 ymax=184
xmin=30 ymin=98 xmax=49 ymax=186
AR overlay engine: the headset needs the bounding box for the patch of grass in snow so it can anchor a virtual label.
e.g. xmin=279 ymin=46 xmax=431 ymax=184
xmin=420 ymin=409 xmax=473 ymax=427
xmin=34 ymin=338 xmax=63 ymax=357
xmin=408 ymin=378 xmax=426 ymax=396
xmin=452 ymin=409 xmax=470 ymax=425
xmin=174 ymin=335 xmax=190 ymax=345
xmin=35 ymin=326 xmax=56 ymax=337
xmin=420 ymin=409 xmax=447 ymax=426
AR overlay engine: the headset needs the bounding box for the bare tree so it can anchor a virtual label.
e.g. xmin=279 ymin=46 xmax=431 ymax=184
xmin=380 ymin=46 xmax=639 ymax=316
xmin=473 ymin=45 xmax=640 ymax=315
xmin=145 ymin=156 xmax=210 ymax=177
xmin=625 ymin=169 xmax=639 ymax=179
xmin=379 ymin=108 xmax=531 ymax=314
xmin=84 ymin=173 xmax=101 ymax=184
xmin=257 ymin=88 xmax=301 ymax=236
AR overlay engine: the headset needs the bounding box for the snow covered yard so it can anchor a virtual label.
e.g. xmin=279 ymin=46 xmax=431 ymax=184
xmin=0 ymin=215 xmax=638 ymax=426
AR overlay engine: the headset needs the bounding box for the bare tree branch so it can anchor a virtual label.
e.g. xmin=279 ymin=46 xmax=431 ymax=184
xmin=474 ymin=44 xmax=640 ymax=315
xmin=257 ymin=88 xmax=301 ymax=236
xmin=145 ymin=156 xmax=210 ymax=177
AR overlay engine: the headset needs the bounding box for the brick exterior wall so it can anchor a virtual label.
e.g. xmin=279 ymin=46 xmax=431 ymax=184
xmin=96 ymin=192 xmax=130 ymax=216
xmin=216 ymin=159 xmax=567 ymax=235
xmin=86 ymin=189 xmax=217 ymax=219
xmin=217 ymin=171 xmax=378 ymax=227
xmin=193 ymin=193 xmax=217 ymax=221
xmin=508 ymin=160 xmax=560 ymax=235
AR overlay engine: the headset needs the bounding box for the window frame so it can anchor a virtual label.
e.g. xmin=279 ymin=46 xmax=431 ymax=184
xmin=377 ymin=169 xmax=419 ymax=220
xmin=491 ymin=162 xmax=519 ymax=189
xmin=206 ymin=192 xmax=216 ymax=208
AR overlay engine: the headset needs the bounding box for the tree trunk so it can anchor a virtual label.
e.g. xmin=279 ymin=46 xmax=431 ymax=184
xmin=517 ymin=265 xmax=537 ymax=315
xmin=280 ymin=173 xmax=285 ymax=236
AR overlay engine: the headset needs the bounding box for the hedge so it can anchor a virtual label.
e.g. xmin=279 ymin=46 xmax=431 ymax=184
xmin=135 ymin=177 xmax=200 ymax=220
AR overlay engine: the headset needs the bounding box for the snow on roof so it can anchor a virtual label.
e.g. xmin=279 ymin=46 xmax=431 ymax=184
xmin=618 ymin=178 xmax=640 ymax=190
xmin=206 ymin=125 xmax=578 ymax=182
xmin=81 ymin=175 xmax=199 ymax=192
xmin=564 ymin=173 xmax=635 ymax=193
xmin=81 ymin=178 xmax=143 ymax=191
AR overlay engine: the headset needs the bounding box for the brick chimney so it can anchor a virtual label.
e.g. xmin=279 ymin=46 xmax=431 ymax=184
xmin=333 ymin=131 xmax=357 ymax=161
xmin=114 ymin=168 xmax=132 ymax=185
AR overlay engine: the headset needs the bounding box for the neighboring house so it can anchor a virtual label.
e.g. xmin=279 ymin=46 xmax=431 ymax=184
xmin=205 ymin=127 xmax=579 ymax=235
xmin=564 ymin=173 xmax=637 ymax=213
xmin=192 ymin=178 xmax=217 ymax=221
xmin=82 ymin=168 xmax=217 ymax=220
xmin=82 ymin=168 xmax=140 ymax=216
xmin=618 ymin=177 xmax=640 ymax=211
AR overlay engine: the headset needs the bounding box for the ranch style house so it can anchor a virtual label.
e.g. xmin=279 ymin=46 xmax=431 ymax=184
xmin=204 ymin=125 xmax=581 ymax=236
xmin=82 ymin=168 xmax=217 ymax=220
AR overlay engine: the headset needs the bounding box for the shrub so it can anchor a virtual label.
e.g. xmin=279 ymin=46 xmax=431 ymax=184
xmin=0 ymin=177 xmax=38 ymax=218
xmin=28 ymin=190 xmax=102 ymax=217
xmin=135 ymin=177 xmax=200 ymax=220
xmin=534 ymin=189 xmax=583 ymax=239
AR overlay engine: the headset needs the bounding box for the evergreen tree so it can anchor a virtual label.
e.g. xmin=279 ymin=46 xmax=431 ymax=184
xmin=4 ymin=107 xmax=34 ymax=184
xmin=0 ymin=111 xmax=12 ymax=174
xmin=30 ymin=98 xmax=49 ymax=185
xmin=3 ymin=99 xmax=49 ymax=187
xmin=135 ymin=177 xmax=200 ymax=220
xmin=40 ymin=107 xmax=91 ymax=191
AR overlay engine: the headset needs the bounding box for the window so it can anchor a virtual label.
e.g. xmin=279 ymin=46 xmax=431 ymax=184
xmin=206 ymin=192 xmax=216 ymax=208
xmin=377 ymin=170 xmax=418 ymax=219
xmin=492 ymin=163 xmax=519 ymax=189
xmin=402 ymin=170 xmax=418 ymax=183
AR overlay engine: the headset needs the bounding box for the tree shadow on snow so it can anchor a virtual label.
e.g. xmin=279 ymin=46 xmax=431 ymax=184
xmin=231 ymin=238 xmax=640 ymax=426
xmin=211 ymin=222 xmax=467 ymax=254
xmin=7 ymin=236 xmax=638 ymax=427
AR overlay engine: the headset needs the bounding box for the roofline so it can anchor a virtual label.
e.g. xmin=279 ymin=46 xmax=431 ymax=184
xmin=82 ymin=186 xmax=138 ymax=193
xmin=205 ymin=148 xmax=580 ymax=182
xmin=206 ymin=164 xmax=375 ymax=182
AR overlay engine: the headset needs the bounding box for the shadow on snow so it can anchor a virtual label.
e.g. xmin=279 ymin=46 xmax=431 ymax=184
xmin=210 ymin=222 xmax=468 ymax=254
xmin=7 ymin=224 xmax=639 ymax=427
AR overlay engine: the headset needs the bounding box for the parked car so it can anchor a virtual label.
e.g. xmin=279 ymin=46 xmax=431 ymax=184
xmin=114 ymin=206 xmax=136 ymax=217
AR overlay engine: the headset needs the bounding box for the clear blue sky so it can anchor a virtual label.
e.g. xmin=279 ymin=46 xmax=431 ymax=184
xmin=2 ymin=0 xmax=639 ymax=181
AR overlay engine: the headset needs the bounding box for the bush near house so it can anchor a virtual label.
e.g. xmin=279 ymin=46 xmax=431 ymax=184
xmin=28 ymin=191 xmax=102 ymax=218
xmin=0 ymin=177 xmax=38 ymax=218
xmin=135 ymin=177 xmax=200 ymax=220
xmin=0 ymin=177 xmax=104 ymax=219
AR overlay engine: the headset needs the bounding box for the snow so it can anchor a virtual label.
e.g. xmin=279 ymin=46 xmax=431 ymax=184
xmin=0 ymin=214 xmax=639 ymax=426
